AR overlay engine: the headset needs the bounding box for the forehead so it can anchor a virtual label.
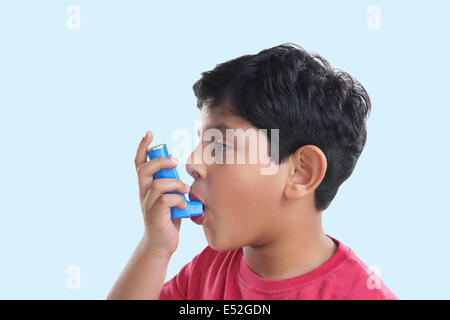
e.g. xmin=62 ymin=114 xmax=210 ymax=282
xmin=200 ymin=105 xmax=231 ymax=123
xmin=199 ymin=107 xmax=254 ymax=134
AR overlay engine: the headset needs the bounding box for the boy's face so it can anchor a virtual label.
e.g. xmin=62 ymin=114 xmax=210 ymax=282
xmin=186 ymin=106 xmax=291 ymax=251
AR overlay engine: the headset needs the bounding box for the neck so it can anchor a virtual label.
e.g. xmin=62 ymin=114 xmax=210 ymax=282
xmin=243 ymin=209 xmax=337 ymax=280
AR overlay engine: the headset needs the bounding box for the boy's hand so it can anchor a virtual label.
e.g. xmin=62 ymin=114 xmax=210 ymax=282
xmin=134 ymin=130 xmax=190 ymax=257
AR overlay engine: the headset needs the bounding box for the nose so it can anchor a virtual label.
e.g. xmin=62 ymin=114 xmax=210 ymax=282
xmin=185 ymin=143 xmax=205 ymax=180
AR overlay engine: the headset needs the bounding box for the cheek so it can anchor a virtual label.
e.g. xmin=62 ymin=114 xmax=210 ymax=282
xmin=204 ymin=162 xmax=286 ymax=249
xmin=212 ymin=163 xmax=284 ymax=218
xmin=201 ymin=168 xmax=257 ymax=249
xmin=208 ymin=166 xmax=277 ymax=227
xmin=211 ymin=165 xmax=257 ymax=208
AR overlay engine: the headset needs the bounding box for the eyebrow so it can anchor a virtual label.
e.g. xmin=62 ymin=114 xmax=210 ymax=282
xmin=197 ymin=123 xmax=233 ymax=137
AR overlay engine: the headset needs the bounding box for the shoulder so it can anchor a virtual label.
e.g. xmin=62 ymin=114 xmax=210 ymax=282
xmin=329 ymin=238 xmax=398 ymax=300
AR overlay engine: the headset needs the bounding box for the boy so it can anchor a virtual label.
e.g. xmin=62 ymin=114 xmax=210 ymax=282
xmin=107 ymin=43 xmax=398 ymax=300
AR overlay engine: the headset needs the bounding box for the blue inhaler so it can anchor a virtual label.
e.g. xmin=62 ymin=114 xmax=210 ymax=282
xmin=147 ymin=144 xmax=203 ymax=219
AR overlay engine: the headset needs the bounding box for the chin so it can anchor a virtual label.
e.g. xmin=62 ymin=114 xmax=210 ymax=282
xmin=206 ymin=236 xmax=242 ymax=252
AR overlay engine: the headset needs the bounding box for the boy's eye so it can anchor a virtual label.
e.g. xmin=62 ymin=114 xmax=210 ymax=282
xmin=215 ymin=141 xmax=229 ymax=151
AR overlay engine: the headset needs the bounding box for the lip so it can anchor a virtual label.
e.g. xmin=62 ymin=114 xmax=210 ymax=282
xmin=190 ymin=207 xmax=206 ymax=225
xmin=188 ymin=190 xmax=207 ymax=225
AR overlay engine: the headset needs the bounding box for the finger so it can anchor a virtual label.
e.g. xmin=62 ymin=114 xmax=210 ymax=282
xmin=136 ymin=156 xmax=178 ymax=199
xmin=147 ymin=193 xmax=188 ymax=222
xmin=137 ymin=156 xmax=179 ymax=181
xmin=136 ymin=157 xmax=180 ymax=200
xmin=134 ymin=130 xmax=153 ymax=170
xmin=145 ymin=178 xmax=190 ymax=210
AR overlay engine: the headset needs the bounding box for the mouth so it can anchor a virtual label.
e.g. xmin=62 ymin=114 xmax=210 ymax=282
xmin=188 ymin=191 xmax=207 ymax=225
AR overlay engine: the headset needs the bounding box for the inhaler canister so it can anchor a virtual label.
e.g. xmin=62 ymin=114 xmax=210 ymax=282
xmin=147 ymin=144 xmax=203 ymax=219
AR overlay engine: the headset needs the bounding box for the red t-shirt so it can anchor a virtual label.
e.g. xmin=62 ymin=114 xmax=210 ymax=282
xmin=159 ymin=235 xmax=398 ymax=300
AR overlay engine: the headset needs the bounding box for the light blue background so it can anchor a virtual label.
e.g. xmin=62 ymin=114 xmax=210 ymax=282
xmin=0 ymin=0 xmax=448 ymax=299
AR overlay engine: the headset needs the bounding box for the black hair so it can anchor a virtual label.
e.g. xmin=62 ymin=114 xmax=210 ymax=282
xmin=192 ymin=43 xmax=371 ymax=211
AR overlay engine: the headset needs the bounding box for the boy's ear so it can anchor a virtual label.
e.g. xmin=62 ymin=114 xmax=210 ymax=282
xmin=284 ymin=145 xmax=327 ymax=200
